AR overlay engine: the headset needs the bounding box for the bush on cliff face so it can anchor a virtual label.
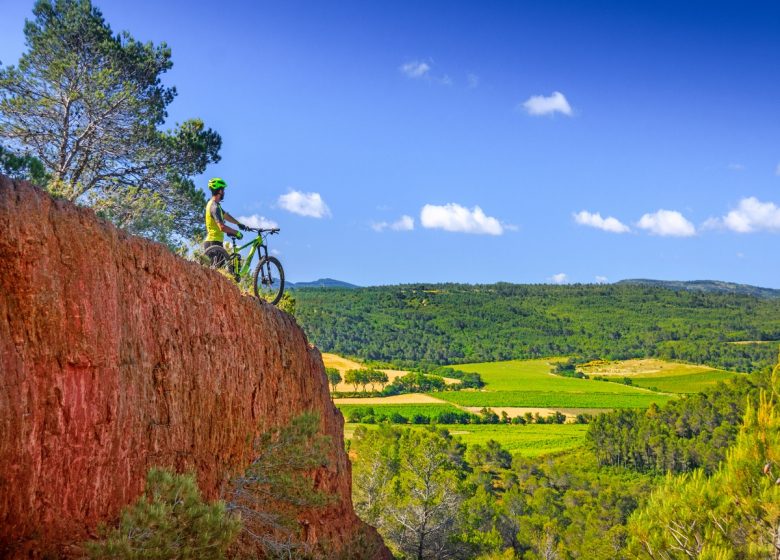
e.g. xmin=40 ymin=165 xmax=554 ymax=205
xmin=85 ymin=468 xmax=240 ymax=560
xmin=226 ymin=412 xmax=335 ymax=559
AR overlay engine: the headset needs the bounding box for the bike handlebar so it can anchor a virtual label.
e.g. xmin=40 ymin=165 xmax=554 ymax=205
xmin=228 ymin=227 xmax=279 ymax=239
xmin=240 ymin=227 xmax=280 ymax=233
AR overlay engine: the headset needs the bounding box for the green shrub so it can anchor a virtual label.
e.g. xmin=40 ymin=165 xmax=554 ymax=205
xmin=277 ymin=291 xmax=297 ymax=316
xmin=226 ymin=412 xmax=335 ymax=558
xmin=86 ymin=468 xmax=240 ymax=559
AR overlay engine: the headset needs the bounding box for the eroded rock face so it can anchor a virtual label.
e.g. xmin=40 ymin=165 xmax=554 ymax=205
xmin=0 ymin=176 xmax=390 ymax=558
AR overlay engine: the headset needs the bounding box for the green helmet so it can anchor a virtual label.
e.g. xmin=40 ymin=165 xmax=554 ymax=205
xmin=208 ymin=177 xmax=227 ymax=192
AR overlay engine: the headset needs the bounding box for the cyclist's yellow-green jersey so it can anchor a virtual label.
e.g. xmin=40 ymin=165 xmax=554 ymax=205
xmin=205 ymin=198 xmax=225 ymax=242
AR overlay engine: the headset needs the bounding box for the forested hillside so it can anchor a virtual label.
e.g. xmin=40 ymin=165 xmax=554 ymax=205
xmin=617 ymin=279 xmax=780 ymax=299
xmin=295 ymin=284 xmax=780 ymax=372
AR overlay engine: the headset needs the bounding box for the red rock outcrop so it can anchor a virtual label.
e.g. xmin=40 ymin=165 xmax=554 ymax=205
xmin=0 ymin=176 xmax=390 ymax=558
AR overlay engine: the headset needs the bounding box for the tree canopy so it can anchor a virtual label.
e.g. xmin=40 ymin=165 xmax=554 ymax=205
xmin=0 ymin=0 xmax=221 ymax=249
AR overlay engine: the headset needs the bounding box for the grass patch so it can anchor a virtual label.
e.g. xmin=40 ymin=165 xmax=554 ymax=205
xmin=456 ymin=358 xmax=662 ymax=395
xmin=439 ymin=359 xmax=674 ymax=408
xmin=337 ymin=403 xmax=462 ymax=420
xmin=434 ymin=390 xmax=674 ymax=409
xmin=322 ymin=353 xmax=364 ymax=371
xmin=345 ymin=423 xmax=587 ymax=458
xmin=334 ymin=394 xmax=448 ymax=404
xmin=630 ymin=370 xmax=745 ymax=393
xmin=578 ymin=358 xmax=743 ymax=394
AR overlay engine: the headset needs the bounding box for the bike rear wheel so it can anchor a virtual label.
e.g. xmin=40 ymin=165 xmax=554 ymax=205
xmin=204 ymin=245 xmax=230 ymax=269
xmin=253 ymin=256 xmax=285 ymax=305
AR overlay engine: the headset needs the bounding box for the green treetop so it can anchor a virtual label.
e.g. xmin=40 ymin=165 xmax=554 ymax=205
xmin=0 ymin=0 xmax=221 ymax=249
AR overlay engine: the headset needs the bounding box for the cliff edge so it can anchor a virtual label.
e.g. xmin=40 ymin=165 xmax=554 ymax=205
xmin=0 ymin=175 xmax=390 ymax=558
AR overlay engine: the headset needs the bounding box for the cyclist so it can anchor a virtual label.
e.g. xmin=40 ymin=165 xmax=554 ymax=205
xmin=204 ymin=178 xmax=247 ymax=261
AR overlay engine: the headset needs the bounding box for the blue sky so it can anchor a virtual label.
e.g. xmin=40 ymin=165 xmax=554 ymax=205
xmin=3 ymin=0 xmax=780 ymax=287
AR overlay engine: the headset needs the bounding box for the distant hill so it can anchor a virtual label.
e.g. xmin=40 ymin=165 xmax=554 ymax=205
xmin=616 ymin=279 xmax=780 ymax=299
xmin=293 ymin=282 xmax=780 ymax=373
xmin=288 ymin=278 xmax=359 ymax=289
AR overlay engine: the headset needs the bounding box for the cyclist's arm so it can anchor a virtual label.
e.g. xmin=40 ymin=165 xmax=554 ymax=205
xmin=223 ymin=212 xmax=243 ymax=227
xmin=212 ymin=204 xmax=240 ymax=236
xmin=218 ymin=222 xmax=240 ymax=236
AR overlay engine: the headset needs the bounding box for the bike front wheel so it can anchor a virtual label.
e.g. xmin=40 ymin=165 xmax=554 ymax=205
xmin=253 ymin=256 xmax=285 ymax=305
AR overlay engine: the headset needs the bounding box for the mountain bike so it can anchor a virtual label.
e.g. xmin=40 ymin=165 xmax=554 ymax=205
xmin=204 ymin=228 xmax=285 ymax=305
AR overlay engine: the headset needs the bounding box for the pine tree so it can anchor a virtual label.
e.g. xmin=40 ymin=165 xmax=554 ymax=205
xmin=86 ymin=468 xmax=240 ymax=560
xmin=627 ymin=362 xmax=780 ymax=558
xmin=226 ymin=412 xmax=334 ymax=558
xmin=0 ymin=0 xmax=221 ymax=249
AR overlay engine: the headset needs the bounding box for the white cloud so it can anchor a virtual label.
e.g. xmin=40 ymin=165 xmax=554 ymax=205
xmin=595 ymin=275 xmax=609 ymax=284
xmin=636 ymin=209 xmax=696 ymax=237
xmin=392 ymin=215 xmax=414 ymax=231
xmin=467 ymin=73 xmax=480 ymax=88
xmin=550 ymin=273 xmax=568 ymax=285
xmin=400 ymin=60 xmax=430 ymax=78
xmin=372 ymin=215 xmax=415 ymax=232
xmin=277 ymin=190 xmax=331 ymax=218
xmin=716 ymin=197 xmax=780 ymax=233
xmin=573 ymin=210 xmax=630 ymax=233
xmin=237 ymin=214 xmax=279 ymax=229
xmin=701 ymin=217 xmax=721 ymax=231
xmin=775 ymin=163 xmax=780 ymax=176
xmin=728 ymin=163 xmax=745 ymax=171
xmin=420 ymin=203 xmax=503 ymax=235
xmin=522 ymin=91 xmax=573 ymax=116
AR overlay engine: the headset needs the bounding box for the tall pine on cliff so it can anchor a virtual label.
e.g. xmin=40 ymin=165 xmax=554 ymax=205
xmin=0 ymin=0 xmax=221 ymax=250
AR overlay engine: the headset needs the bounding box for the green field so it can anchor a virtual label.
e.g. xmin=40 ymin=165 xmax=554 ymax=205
xmin=337 ymin=403 xmax=462 ymax=420
xmin=335 ymin=357 xmax=734 ymax=459
xmin=345 ymin=423 xmax=587 ymax=457
xmin=577 ymin=359 xmax=743 ymax=394
xmin=434 ymin=390 xmax=673 ymax=408
xmin=455 ymin=358 xmax=665 ymax=394
xmin=430 ymin=359 xmax=675 ymax=408
xmin=629 ymin=370 xmax=743 ymax=393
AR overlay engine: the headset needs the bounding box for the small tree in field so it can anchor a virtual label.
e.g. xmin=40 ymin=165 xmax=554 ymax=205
xmin=368 ymin=370 xmax=389 ymax=392
xmin=355 ymin=369 xmax=373 ymax=393
xmin=325 ymin=367 xmax=342 ymax=394
xmin=345 ymin=369 xmax=361 ymax=392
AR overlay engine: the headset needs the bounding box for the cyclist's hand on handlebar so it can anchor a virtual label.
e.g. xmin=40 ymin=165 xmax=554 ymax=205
xmin=238 ymin=223 xmax=248 ymax=231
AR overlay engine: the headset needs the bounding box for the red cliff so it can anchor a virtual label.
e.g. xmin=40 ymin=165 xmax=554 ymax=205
xmin=0 ymin=176 xmax=390 ymax=558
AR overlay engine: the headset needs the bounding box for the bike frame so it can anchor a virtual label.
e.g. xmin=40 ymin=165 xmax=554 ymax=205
xmin=227 ymin=235 xmax=268 ymax=278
